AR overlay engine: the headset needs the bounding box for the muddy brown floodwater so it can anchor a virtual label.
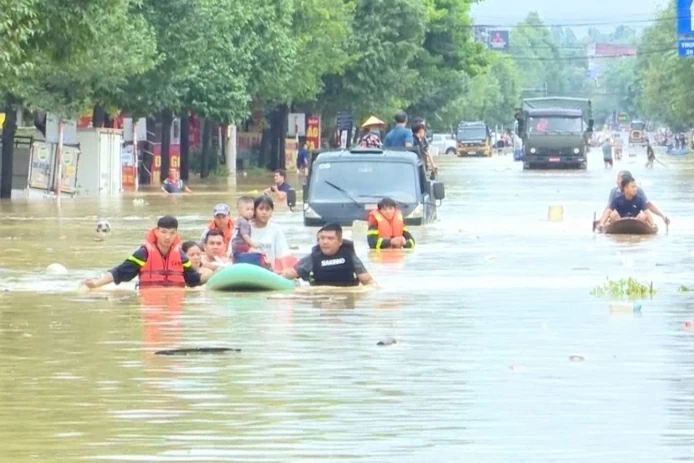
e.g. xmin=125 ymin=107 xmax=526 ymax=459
xmin=2 ymin=147 xmax=694 ymax=462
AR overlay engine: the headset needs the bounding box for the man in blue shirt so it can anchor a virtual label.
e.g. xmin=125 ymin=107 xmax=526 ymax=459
xmin=296 ymin=142 xmax=309 ymax=185
xmin=603 ymin=170 xmax=669 ymax=225
xmin=597 ymin=174 xmax=654 ymax=231
xmin=382 ymin=111 xmax=413 ymax=148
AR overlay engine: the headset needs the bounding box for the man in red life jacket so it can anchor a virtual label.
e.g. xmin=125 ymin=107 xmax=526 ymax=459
xmin=80 ymin=215 xmax=212 ymax=289
xmin=367 ymin=197 xmax=415 ymax=249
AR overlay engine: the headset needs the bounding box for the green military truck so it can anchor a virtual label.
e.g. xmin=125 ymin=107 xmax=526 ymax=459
xmin=515 ymin=97 xmax=594 ymax=170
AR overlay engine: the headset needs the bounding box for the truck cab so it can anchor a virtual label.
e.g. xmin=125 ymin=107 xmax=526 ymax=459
xmin=298 ymin=148 xmax=445 ymax=227
xmin=515 ymin=97 xmax=594 ymax=170
xmin=456 ymin=121 xmax=490 ymax=157
xmin=628 ymin=120 xmax=646 ymax=145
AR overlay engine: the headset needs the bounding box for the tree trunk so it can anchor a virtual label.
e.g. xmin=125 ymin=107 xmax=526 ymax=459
xmin=160 ymin=110 xmax=173 ymax=178
xmin=200 ymin=118 xmax=212 ymax=179
xmin=180 ymin=113 xmax=190 ymax=181
xmin=54 ymin=120 xmax=64 ymax=197
xmin=92 ymin=104 xmax=106 ymax=128
xmin=267 ymin=104 xmax=288 ymax=171
xmin=0 ymin=95 xmax=17 ymax=199
xmin=277 ymin=104 xmax=288 ymax=170
xmin=259 ymin=125 xmax=271 ymax=169
xmin=141 ymin=116 xmax=156 ymax=185
xmin=220 ymin=124 xmax=227 ymax=164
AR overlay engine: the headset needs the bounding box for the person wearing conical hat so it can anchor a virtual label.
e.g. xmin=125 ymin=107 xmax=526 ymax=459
xmin=359 ymin=115 xmax=384 ymax=148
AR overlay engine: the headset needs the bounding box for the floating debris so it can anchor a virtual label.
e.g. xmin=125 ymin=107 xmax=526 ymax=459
xmin=155 ymin=347 xmax=241 ymax=356
xmin=377 ymin=338 xmax=396 ymax=347
xmin=609 ymin=302 xmax=642 ymax=313
xmin=679 ymin=285 xmax=690 ymax=293
xmin=569 ymin=355 xmax=585 ymax=362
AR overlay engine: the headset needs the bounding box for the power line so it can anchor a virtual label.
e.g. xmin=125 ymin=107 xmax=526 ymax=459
xmin=506 ymin=47 xmax=671 ymax=62
xmin=467 ymin=16 xmax=676 ymax=29
xmin=472 ymin=12 xmax=660 ymax=22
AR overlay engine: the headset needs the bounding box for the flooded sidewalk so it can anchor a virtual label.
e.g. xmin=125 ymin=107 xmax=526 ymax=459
xmin=1 ymin=148 xmax=694 ymax=462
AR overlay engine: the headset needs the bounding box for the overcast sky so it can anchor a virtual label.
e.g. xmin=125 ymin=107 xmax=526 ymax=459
xmin=471 ymin=0 xmax=668 ymax=37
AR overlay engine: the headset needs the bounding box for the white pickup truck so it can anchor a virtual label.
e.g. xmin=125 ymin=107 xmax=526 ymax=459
xmin=428 ymin=133 xmax=456 ymax=155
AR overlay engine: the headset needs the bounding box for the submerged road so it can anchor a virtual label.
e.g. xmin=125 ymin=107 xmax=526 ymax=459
xmin=1 ymin=147 xmax=694 ymax=461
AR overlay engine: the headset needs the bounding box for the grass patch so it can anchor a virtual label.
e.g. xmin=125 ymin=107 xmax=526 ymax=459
xmin=590 ymin=277 xmax=656 ymax=299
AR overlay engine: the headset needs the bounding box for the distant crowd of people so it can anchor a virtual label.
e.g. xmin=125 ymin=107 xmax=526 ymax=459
xmin=356 ymin=111 xmax=438 ymax=176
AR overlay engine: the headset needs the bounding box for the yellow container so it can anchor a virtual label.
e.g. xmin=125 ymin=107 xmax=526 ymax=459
xmin=547 ymin=205 xmax=563 ymax=222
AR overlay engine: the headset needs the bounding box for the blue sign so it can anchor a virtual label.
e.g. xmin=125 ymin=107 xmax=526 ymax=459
xmin=678 ymin=39 xmax=694 ymax=57
xmin=678 ymin=0 xmax=694 ymax=36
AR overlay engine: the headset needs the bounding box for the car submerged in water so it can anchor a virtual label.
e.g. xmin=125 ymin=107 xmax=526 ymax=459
xmin=296 ymin=148 xmax=445 ymax=227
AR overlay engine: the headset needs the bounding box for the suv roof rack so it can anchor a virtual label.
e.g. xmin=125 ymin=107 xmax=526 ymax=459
xmin=348 ymin=147 xmax=384 ymax=154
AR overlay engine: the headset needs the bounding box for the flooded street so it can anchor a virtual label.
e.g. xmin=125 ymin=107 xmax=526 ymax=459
xmin=2 ymin=148 xmax=694 ymax=462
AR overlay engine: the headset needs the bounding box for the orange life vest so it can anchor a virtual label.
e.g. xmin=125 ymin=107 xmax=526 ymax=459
xmin=206 ymin=219 xmax=234 ymax=248
xmin=368 ymin=210 xmax=405 ymax=239
xmin=139 ymin=228 xmax=186 ymax=288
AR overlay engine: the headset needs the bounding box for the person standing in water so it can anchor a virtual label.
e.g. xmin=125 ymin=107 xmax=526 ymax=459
xmin=297 ymin=142 xmax=309 ymax=185
xmin=200 ymin=203 xmax=233 ymax=253
xmin=602 ymin=138 xmax=613 ymax=168
xmin=282 ymin=223 xmax=374 ymax=286
xmin=200 ymin=229 xmax=231 ymax=270
xmin=161 ymin=168 xmax=192 ymax=194
xmin=264 ymin=170 xmax=292 ymax=203
xmin=645 ymin=138 xmax=656 ymax=168
xmin=181 ymin=241 xmax=213 ymax=279
xmin=80 ymin=215 xmax=212 ymax=289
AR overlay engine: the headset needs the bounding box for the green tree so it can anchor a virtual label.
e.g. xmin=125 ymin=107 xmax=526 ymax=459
xmin=592 ymin=57 xmax=640 ymax=124
xmin=638 ymin=3 xmax=694 ymax=130
xmin=25 ymin=2 xmax=156 ymax=120
xmin=319 ymin=0 xmax=427 ymax=123
xmin=508 ymin=13 xmax=597 ymax=101
xmin=0 ymin=0 xmax=38 ymax=86
xmin=405 ymin=0 xmax=488 ymax=122
xmin=0 ymin=0 xmax=156 ymax=198
xmin=286 ymin=0 xmax=355 ymax=105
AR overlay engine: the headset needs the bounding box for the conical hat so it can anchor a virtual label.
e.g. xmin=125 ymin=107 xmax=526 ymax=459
xmin=361 ymin=116 xmax=385 ymax=128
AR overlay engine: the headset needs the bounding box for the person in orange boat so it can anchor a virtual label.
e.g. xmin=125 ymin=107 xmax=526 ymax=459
xmin=80 ymin=215 xmax=212 ymax=289
xmin=200 ymin=203 xmax=234 ymax=253
xmin=367 ymin=197 xmax=415 ymax=249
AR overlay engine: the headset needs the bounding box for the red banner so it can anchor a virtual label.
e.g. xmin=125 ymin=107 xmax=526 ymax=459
xmin=122 ymin=166 xmax=136 ymax=190
xmin=306 ymin=115 xmax=320 ymax=150
xmin=151 ymin=143 xmax=180 ymax=184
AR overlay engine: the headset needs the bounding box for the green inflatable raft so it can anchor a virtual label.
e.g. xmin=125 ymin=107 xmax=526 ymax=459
xmin=205 ymin=263 xmax=296 ymax=292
